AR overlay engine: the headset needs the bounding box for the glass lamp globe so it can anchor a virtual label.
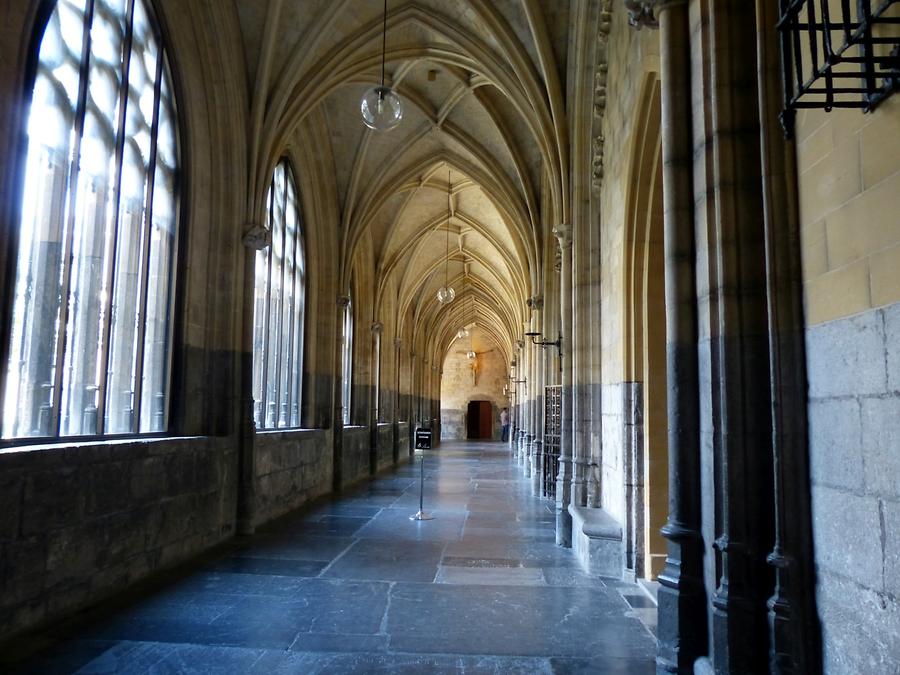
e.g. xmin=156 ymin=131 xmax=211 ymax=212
xmin=436 ymin=286 xmax=455 ymax=304
xmin=457 ymin=328 xmax=470 ymax=339
xmin=466 ymin=350 xmax=477 ymax=360
xmin=361 ymin=86 xmax=403 ymax=131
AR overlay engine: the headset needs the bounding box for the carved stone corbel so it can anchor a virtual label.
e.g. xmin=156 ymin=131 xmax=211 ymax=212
xmin=624 ymin=0 xmax=659 ymax=29
xmin=242 ymin=223 xmax=271 ymax=250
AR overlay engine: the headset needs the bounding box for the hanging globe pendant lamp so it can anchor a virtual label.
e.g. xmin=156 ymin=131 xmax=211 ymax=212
xmin=361 ymin=0 xmax=403 ymax=131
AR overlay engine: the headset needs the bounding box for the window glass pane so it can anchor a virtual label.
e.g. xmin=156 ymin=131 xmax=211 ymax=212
xmin=252 ymin=160 xmax=305 ymax=430
xmin=58 ymin=1 xmax=126 ymax=436
xmin=2 ymin=3 xmax=85 ymax=438
xmin=264 ymin=166 xmax=285 ymax=428
xmin=291 ymin=233 xmax=305 ymax=428
xmin=139 ymin=72 xmax=177 ymax=433
xmin=4 ymin=0 xmax=180 ymax=440
xmin=106 ymin=23 xmax=159 ymax=434
xmin=278 ymin=175 xmax=297 ymax=428
xmin=342 ymin=301 xmax=352 ymax=425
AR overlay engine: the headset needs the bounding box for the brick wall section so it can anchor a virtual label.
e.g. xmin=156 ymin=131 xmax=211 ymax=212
xmin=806 ymin=301 xmax=900 ymax=673
xmin=0 ymin=437 xmax=238 ymax=642
xmin=253 ymin=429 xmax=333 ymax=526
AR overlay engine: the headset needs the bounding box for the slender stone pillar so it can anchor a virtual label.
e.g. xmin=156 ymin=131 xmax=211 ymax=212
xmin=523 ymin=321 xmax=533 ymax=476
xmin=647 ymin=1 xmax=708 ymax=672
xmin=553 ymin=223 xmax=573 ymax=547
xmin=528 ymin=297 xmax=544 ymax=496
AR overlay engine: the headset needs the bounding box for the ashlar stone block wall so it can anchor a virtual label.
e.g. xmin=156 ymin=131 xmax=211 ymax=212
xmin=797 ymin=98 xmax=900 ymax=673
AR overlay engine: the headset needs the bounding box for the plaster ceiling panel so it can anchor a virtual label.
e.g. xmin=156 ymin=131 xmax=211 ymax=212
xmin=236 ymin=1 xmax=266 ymax=90
xmin=417 ymin=0 xmax=503 ymax=56
xmin=270 ymin=1 xmax=333 ymax=82
xmin=400 ymin=61 xmax=464 ymax=114
xmin=367 ymin=190 xmax=409 ymax=258
xmin=297 ymin=0 xmax=373 ymax=72
xmin=322 ymin=84 xmax=370 ymax=207
xmin=474 ymin=86 xmax=544 ymax=205
xmin=455 ymin=187 xmax=512 ymax=240
xmin=541 ymin=1 xmax=571 ymax=86
xmin=443 ymin=92 xmax=520 ymax=189
xmin=485 ymin=0 xmax=540 ymax=75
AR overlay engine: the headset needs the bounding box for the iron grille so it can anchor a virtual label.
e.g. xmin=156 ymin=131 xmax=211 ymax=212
xmin=778 ymin=0 xmax=900 ymax=135
xmin=543 ymin=385 xmax=562 ymax=500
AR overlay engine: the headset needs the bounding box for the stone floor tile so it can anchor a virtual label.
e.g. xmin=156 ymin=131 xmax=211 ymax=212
xmin=6 ymin=441 xmax=657 ymax=673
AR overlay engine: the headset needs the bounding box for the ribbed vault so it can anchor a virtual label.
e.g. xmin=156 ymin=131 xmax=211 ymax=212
xmin=237 ymin=0 xmax=571 ymax=371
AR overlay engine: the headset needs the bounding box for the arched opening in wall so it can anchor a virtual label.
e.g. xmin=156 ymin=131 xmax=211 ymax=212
xmin=466 ymin=400 xmax=493 ymax=439
xmin=624 ymin=74 xmax=668 ymax=581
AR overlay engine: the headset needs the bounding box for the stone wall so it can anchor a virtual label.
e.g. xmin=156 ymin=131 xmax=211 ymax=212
xmin=340 ymin=426 xmax=371 ymax=488
xmin=253 ymin=429 xmax=333 ymax=526
xmin=796 ymin=84 xmax=900 ymax=674
xmin=804 ymin=303 xmax=900 ymax=673
xmin=439 ymin=328 xmax=508 ymax=441
xmin=0 ymin=437 xmax=238 ymax=642
xmin=376 ymin=423 xmax=394 ymax=471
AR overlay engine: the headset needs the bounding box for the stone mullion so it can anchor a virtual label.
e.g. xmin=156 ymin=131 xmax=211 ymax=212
xmin=651 ymin=1 xmax=708 ymax=672
xmin=554 ymin=223 xmax=573 ymax=547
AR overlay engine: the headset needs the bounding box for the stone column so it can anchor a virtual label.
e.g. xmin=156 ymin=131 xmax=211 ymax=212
xmin=522 ymin=320 xmax=533 ymax=475
xmin=755 ymin=4 xmax=819 ymax=672
xmin=642 ymin=1 xmax=708 ymax=672
xmin=553 ymin=223 xmax=573 ymax=547
xmin=516 ymin=340 xmax=529 ymax=464
xmin=528 ymin=296 xmax=544 ymax=496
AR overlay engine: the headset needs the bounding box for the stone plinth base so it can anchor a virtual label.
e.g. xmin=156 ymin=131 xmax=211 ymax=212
xmin=568 ymin=504 xmax=623 ymax=578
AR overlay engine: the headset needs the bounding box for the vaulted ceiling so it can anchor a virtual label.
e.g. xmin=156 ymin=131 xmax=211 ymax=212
xmin=237 ymin=0 xmax=576 ymax=366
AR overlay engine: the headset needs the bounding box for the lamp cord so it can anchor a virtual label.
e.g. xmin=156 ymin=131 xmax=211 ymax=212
xmin=381 ymin=0 xmax=387 ymax=88
xmin=445 ymin=169 xmax=450 ymax=288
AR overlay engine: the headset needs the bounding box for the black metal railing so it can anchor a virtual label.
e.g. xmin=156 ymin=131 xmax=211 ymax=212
xmin=543 ymin=385 xmax=561 ymax=499
xmin=778 ymin=0 xmax=899 ymax=134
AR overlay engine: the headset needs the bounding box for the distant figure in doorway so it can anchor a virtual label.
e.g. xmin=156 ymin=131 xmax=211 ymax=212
xmin=500 ymin=407 xmax=510 ymax=442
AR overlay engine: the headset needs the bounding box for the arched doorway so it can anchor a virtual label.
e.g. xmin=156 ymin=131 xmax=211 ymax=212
xmin=466 ymin=400 xmax=493 ymax=439
xmin=624 ymin=74 xmax=668 ymax=581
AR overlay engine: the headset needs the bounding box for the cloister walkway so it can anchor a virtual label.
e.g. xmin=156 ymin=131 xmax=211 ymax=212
xmin=7 ymin=441 xmax=657 ymax=674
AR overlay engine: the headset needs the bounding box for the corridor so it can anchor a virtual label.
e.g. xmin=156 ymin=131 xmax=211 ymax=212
xmin=6 ymin=442 xmax=657 ymax=674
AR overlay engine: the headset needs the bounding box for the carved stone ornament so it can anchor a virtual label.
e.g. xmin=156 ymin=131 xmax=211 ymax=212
xmin=394 ymin=338 xmax=402 ymax=349
xmin=592 ymin=2 xmax=613 ymax=189
xmin=242 ymin=223 xmax=271 ymax=250
xmin=526 ymin=296 xmax=544 ymax=311
xmin=624 ymin=0 xmax=659 ymax=29
xmin=371 ymin=322 xmax=383 ymax=334
xmin=552 ymin=223 xmax=573 ymax=248
xmin=337 ymin=295 xmax=351 ymax=308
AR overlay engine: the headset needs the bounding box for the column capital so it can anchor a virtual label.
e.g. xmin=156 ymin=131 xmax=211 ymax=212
xmin=552 ymin=223 xmax=573 ymax=249
xmin=337 ymin=294 xmax=351 ymax=308
xmin=394 ymin=338 xmax=402 ymax=349
xmin=371 ymin=322 xmax=383 ymax=335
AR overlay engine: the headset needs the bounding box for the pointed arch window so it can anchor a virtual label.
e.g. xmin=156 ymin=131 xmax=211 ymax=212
xmin=341 ymin=297 xmax=353 ymax=426
xmin=252 ymin=159 xmax=306 ymax=430
xmin=2 ymin=0 xmax=180 ymax=439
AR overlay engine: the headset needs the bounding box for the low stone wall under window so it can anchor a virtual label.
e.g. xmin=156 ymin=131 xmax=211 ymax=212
xmin=0 ymin=436 xmax=238 ymax=643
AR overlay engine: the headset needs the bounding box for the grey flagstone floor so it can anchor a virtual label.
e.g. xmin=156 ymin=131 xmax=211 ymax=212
xmin=4 ymin=440 xmax=657 ymax=674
